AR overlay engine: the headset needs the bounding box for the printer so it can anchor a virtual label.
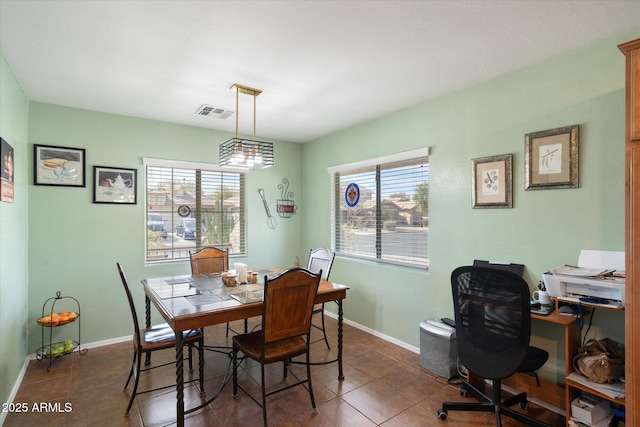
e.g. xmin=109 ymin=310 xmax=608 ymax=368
xmin=542 ymin=250 xmax=625 ymax=308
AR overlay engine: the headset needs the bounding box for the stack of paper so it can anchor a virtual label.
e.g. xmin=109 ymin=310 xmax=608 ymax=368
xmin=566 ymin=372 xmax=625 ymax=399
xmin=551 ymin=265 xmax=614 ymax=277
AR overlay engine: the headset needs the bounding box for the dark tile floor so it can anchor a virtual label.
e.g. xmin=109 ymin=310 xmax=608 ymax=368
xmin=4 ymin=316 xmax=565 ymax=426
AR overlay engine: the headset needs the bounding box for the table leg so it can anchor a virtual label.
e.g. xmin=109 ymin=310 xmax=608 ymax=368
xmin=145 ymin=296 xmax=152 ymax=365
xmin=337 ymin=299 xmax=344 ymax=380
xmin=175 ymin=332 xmax=185 ymax=427
xmin=145 ymin=295 xmax=151 ymax=329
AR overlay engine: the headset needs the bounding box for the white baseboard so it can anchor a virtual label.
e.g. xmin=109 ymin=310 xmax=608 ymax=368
xmin=323 ymin=311 xmax=420 ymax=354
xmin=0 ymin=357 xmax=30 ymax=427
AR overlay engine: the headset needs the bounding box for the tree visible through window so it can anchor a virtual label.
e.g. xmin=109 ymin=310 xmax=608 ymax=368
xmin=145 ymin=162 xmax=245 ymax=262
xmin=332 ymin=151 xmax=429 ymax=269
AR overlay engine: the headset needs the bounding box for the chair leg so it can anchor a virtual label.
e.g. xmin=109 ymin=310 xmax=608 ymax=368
xmin=492 ymin=382 xmax=503 ymax=427
xmin=125 ymin=351 xmax=142 ymax=415
xmin=261 ymin=364 xmax=268 ymax=427
xmin=232 ymin=346 xmax=239 ymax=397
xmin=124 ymin=351 xmax=136 ymax=389
xmin=306 ymin=350 xmax=317 ymax=412
xmin=502 ymin=391 xmax=527 ymax=409
xmin=226 ymin=320 xmax=248 ymax=337
xmin=187 ymin=343 xmax=193 ymax=371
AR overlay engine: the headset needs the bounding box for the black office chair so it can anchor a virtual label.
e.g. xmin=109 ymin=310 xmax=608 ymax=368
xmin=437 ymin=266 xmax=551 ymax=427
xmin=307 ymin=247 xmax=335 ymax=349
xmin=472 ymin=260 xmax=549 ymax=387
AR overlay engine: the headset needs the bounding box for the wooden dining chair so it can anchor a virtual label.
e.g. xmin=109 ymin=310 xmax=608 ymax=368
xmin=190 ymin=246 xmax=228 ymax=276
xmin=117 ymin=262 xmax=204 ymax=415
xmin=307 ymin=247 xmax=335 ymax=349
xmin=232 ymin=268 xmax=322 ymax=427
xmin=189 ymin=246 xmax=246 ymax=337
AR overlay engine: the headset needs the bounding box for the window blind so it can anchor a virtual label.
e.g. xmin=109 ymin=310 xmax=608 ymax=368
xmin=145 ymin=163 xmax=245 ymax=262
xmin=333 ymin=155 xmax=429 ymax=269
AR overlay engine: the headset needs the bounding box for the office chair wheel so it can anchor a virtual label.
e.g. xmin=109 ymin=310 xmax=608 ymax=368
xmin=437 ymin=408 xmax=448 ymax=420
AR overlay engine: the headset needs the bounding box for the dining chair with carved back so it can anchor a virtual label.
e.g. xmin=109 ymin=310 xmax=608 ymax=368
xmin=232 ymin=268 xmax=322 ymax=427
xmin=190 ymin=246 xmax=248 ymax=337
xmin=190 ymin=246 xmax=228 ymax=276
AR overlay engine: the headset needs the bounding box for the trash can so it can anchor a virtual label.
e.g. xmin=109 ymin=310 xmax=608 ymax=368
xmin=419 ymin=319 xmax=457 ymax=379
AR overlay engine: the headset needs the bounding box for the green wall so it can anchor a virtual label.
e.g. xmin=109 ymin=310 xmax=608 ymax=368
xmin=302 ymin=30 xmax=639 ymax=381
xmin=0 ymin=55 xmax=30 ymax=407
xmin=26 ymin=104 xmax=303 ymax=352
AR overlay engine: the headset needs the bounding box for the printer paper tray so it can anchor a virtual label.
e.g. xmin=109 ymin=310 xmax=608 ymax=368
xmin=555 ymin=295 xmax=623 ymax=309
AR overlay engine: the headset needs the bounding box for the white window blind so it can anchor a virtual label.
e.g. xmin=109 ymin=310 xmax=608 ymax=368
xmin=144 ymin=160 xmax=245 ymax=262
xmin=332 ymin=152 xmax=429 ymax=269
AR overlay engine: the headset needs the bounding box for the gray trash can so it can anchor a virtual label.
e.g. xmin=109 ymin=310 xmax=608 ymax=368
xmin=419 ymin=319 xmax=458 ymax=379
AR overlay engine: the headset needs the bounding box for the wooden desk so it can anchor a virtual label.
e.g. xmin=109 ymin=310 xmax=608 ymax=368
xmin=503 ymin=311 xmax=580 ymax=412
xmin=141 ymin=267 xmax=348 ymax=427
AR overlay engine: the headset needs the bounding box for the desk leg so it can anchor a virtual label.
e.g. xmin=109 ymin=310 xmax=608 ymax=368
xmin=175 ymin=332 xmax=185 ymax=427
xmin=337 ymin=300 xmax=344 ymax=380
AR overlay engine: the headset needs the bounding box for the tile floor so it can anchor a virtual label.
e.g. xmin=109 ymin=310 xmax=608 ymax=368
xmin=4 ymin=316 xmax=565 ymax=426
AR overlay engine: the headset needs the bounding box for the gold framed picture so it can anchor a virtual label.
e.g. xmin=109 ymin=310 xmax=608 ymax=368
xmin=471 ymin=153 xmax=513 ymax=209
xmin=525 ymin=125 xmax=579 ymax=190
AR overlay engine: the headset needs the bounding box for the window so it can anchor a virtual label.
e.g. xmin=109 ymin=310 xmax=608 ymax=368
xmin=330 ymin=148 xmax=429 ymax=269
xmin=144 ymin=158 xmax=245 ymax=262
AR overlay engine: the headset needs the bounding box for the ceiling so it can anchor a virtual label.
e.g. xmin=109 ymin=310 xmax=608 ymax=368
xmin=1 ymin=1 xmax=639 ymax=143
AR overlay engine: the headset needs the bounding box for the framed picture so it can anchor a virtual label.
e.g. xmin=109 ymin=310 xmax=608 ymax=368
xmin=471 ymin=153 xmax=513 ymax=208
xmin=525 ymin=125 xmax=579 ymax=190
xmin=34 ymin=144 xmax=86 ymax=187
xmin=93 ymin=166 xmax=137 ymax=204
xmin=1 ymin=138 xmax=15 ymax=202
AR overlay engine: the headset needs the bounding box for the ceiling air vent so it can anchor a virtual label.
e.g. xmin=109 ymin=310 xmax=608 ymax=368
xmin=195 ymin=104 xmax=234 ymax=119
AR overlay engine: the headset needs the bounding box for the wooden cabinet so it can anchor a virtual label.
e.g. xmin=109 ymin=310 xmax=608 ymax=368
xmin=619 ymin=37 xmax=640 ymax=427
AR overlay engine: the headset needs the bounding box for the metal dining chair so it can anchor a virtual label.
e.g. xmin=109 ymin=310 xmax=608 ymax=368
xmin=117 ymin=262 xmax=204 ymax=415
xmin=307 ymin=247 xmax=335 ymax=349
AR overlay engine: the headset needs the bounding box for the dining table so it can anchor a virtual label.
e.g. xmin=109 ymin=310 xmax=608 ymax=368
xmin=141 ymin=267 xmax=349 ymax=427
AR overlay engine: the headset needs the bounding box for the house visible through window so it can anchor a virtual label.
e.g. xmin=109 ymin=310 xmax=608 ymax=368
xmin=330 ymin=148 xmax=429 ymax=269
xmin=144 ymin=158 xmax=245 ymax=262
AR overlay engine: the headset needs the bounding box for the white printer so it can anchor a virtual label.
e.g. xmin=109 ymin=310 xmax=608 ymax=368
xmin=542 ymin=250 xmax=625 ymax=308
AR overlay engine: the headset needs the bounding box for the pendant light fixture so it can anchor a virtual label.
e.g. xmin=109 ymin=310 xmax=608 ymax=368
xmin=219 ymin=83 xmax=274 ymax=170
